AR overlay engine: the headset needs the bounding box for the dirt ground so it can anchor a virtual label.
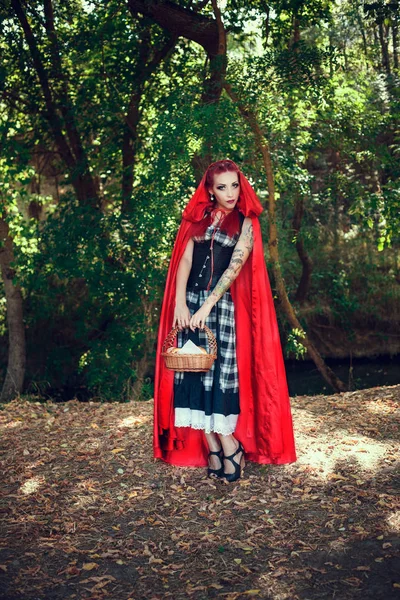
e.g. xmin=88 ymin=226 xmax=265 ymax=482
xmin=0 ymin=384 xmax=399 ymax=600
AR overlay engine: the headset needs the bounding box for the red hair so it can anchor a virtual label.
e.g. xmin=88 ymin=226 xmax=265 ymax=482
xmin=189 ymin=159 xmax=242 ymax=238
xmin=205 ymin=159 xmax=239 ymax=189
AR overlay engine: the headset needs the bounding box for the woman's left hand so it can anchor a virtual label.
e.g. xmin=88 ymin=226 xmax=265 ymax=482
xmin=189 ymin=304 xmax=211 ymax=331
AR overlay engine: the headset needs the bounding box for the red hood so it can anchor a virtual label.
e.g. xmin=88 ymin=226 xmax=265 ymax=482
xmin=153 ymin=168 xmax=296 ymax=466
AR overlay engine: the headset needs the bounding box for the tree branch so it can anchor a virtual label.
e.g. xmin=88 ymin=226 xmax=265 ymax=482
xmin=11 ymin=0 xmax=76 ymax=171
xmin=121 ymin=24 xmax=178 ymax=212
xmin=11 ymin=0 xmax=99 ymax=207
xmin=127 ymin=0 xmax=219 ymax=56
xmin=223 ymin=81 xmax=347 ymax=393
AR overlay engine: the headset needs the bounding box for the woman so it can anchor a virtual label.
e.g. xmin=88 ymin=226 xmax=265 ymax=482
xmin=154 ymin=160 xmax=296 ymax=481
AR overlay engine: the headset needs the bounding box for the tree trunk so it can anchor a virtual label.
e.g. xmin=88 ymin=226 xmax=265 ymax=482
xmin=127 ymin=0 xmax=225 ymax=183
xmin=292 ymin=193 xmax=313 ymax=305
xmin=373 ymin=23 xmax=380 ymax=70
xmin=292 ymin=16 xmax=300 ymax=47
xmin=130 ymin=298 xmax=158 ymax=399
xmin=127 ymin=0 xmax=220 ymax=100
xmin=286 ymin=16 xmax=313 ymax=304
xmin=122 ymin=107 xmax=139 ymax=214
xmin=223 ymin=82 xmax=347 ymax=393
xmin=356 ymin=1 xmax=369 ymax=65
xmin=121 ymin=21 xmax=177 ymax=212
xmin=264 ymin=6 xmax=270 ymax=45
xmin=11 ymin=0 xmax=100 ymax=209
xmin=131 ymin=352 xmax=149 ymax=400
xmin=393 ymin=17 xmax=399 ymax=70
xmin=43 ymin=0 xmax=99 ymax=203
xmin=188 ymin=0 xmax=227 ymax=179
xmin=378 ymin=20 xmax=391 ymax=75
xmin=127 ymin=0 xmax=219 ymax=54
xmin=0 ymin=218 xmax=26 ymax=402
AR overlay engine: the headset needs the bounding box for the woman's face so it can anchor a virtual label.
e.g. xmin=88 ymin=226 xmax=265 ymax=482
xmin=208 ymin=171 xmax=240 ymax=211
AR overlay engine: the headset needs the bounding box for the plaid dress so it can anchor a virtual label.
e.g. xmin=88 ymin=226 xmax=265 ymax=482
xmin=173 ymin=222 xmax=242 ymax=435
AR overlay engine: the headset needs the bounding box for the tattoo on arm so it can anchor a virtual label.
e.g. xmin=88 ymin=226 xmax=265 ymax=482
xmin=210 ymin=268 xmax=237 ymax=301
xmin=209 ymin=248 xmax=245 ymax=302
xmin=203 ymin=222 xmax=254 ymax=306
xmin=230 ymin=248 xmax=244 ymax=263
xmin=243 ymin=222 xmax=254 ymax=252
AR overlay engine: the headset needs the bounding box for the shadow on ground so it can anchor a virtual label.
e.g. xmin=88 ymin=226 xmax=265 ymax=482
xmin=0 ymin=385 xmax=399 ymax=599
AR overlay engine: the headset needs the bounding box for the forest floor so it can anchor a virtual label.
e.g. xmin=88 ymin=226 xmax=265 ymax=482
xmin=0 ymin=385 xmax=399 ymax=600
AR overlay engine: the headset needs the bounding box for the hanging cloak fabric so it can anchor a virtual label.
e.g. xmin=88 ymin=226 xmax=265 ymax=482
xmin=153 ymin=166 xmax=297 ymax=467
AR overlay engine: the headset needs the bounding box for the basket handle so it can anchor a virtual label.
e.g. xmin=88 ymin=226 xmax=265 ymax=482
xmin=162 ymin=324 xmax=217 ymax=356
xmin=162 ymin=325 xmax=180 ymax=354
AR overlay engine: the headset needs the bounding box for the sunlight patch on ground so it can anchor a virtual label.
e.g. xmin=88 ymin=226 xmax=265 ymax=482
xmin=76 ymin=439 xmax=101 ymax=451
xmin=365 ymin=398 xmax=398 ymax=415
xmin=256 ymin=571 xmax=298 ymax=600
xmin=294 ymin=428 xmax=389 ymax=480
xmin=20 ymin=476 xmax=44 ymax=495
xmin=118 ymin=414 xmax=152 ymax=428
xmin=71 ymin=493 xmax=98 ymax=509
xmin=87 ymin=439 xmax=101 ymax=449
xmin=387 ymin=510 xmax=400 ymax=533
xmin=328 ymin=538 xmax=350 ymax=553
xmin=0 ymin=419 xmax=23 ymax=430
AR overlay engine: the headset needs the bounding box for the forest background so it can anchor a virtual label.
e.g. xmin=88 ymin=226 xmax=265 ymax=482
xmin=0 ymin=0 xmax=399 ymax=403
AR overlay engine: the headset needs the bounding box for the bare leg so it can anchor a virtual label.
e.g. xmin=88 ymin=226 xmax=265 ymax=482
xmin=218 ymin=434 xmax=244 ymax=475
xmin=204 ymin=432 xmax=223 ymax=470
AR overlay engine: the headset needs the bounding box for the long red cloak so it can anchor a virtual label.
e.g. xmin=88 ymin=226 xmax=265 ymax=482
xmin=153 ymin=168 xmax=297 ymax=467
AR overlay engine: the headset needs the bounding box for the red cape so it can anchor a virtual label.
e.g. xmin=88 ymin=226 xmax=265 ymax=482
xmin=153 ymin=169 xmax=297 ymax=466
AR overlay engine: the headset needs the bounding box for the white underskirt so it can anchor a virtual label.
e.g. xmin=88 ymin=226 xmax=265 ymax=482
xmin=174 ymin=408 xmax=239 ymax=436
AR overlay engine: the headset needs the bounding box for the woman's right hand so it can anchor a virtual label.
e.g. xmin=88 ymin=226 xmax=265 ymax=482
xmin=173 ymin=303 xmax=191 ymax=331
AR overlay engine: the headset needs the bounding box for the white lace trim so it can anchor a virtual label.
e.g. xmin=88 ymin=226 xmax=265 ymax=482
xmin=174 ymin=408 xmax=239 ymax=435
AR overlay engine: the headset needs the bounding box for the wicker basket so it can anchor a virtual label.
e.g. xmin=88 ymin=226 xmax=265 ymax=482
xmin=162 ymin=325 xmax=217 ymax=372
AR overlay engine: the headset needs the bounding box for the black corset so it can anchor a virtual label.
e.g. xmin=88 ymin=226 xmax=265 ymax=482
xmin=187 ymin=241 xmax=236 ymax=290
xmin=187 ymin=212 xmax=245 ymax=291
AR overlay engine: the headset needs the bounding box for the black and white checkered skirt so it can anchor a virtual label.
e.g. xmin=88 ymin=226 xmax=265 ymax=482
xmin=173 ymin=288 xmax=240 ymax=435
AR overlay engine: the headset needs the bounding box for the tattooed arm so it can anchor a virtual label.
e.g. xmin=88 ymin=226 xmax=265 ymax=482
xmin=206 ymin=218 xmax=254 ymax=305
xmin=189 ymin=217 xmax=254 ymax=330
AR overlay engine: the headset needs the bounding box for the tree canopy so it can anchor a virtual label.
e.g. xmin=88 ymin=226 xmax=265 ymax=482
xmin=0 ymin=0 xmax=399 ymax=401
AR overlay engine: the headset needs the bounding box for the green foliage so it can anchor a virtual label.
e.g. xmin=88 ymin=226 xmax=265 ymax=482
xmin=286 ymin=327 xmax=307 ymax=359
xmin=22 ymin=189 xmax=174 ymax=400
xmin=0 ymin=0 xmax=399 ymax=401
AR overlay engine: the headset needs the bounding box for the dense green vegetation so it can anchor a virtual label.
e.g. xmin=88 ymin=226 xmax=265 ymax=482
xmin=0 ymin=0 xmax=399 ymax=401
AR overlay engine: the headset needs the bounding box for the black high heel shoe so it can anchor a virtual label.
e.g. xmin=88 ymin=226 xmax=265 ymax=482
xmin=207 ymin=447 xmax=224 ymax=479
xmin=221 ymin=441 xmax=245 ymax=483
